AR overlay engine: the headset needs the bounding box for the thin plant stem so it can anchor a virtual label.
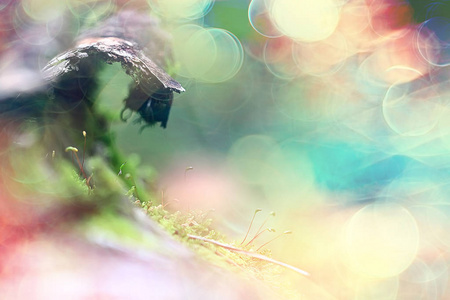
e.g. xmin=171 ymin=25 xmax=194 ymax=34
xmin=187 ymin=234 xmax=309 ymax=277
xmin=254 ymin=211 xmax=275 ymax=238
xmin=245 ymin=228 xmax=275 ymax=247
xmin=256 ymin=231 xmax=292 ymax=252
xmin=240 ymin=209 xmax=262 ymax=245
xmin=65 ymin=146 xmax=89 ymax=188
xmin=82 ymin=131 xmax=86 ymax=174
xmin=125 ymin=174 xmax=140 ymax=200
xmin=184 ymin=166 xmax=193 ymax=181
xmin=73 ymin=152 xmax=88 ymax=182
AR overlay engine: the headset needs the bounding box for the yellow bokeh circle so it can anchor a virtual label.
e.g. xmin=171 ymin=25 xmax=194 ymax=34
xmin=270 ymin=0 xmax=340 ymax=42
xmin=344 ymin=203 xmax=419 ymax=278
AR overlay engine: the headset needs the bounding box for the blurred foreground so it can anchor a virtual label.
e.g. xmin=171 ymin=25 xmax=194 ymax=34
xmin=1 ymin=0 xmax=450 ymax=299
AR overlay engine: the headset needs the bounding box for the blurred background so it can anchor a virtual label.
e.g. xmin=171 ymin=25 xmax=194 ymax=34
xmin=1 ymin=0 xmax=450 ymax=299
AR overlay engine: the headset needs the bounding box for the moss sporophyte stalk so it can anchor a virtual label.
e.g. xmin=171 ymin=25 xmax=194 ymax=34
xmin=136 ymin=199 xmax=309 ymax=278
xmin=66 ymin=138 xmax=309 ymax=284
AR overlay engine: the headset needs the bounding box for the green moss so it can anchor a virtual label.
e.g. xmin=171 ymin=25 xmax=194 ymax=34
xmin=77 ymin=208 xmax=161 ymax=251
xmin=139 ymin=201 xmax=291 ymax=293
xmin=58 ymin=139 xmax=294 ymax=295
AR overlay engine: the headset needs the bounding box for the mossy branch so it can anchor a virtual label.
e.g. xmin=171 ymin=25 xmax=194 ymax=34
xmin=187 ymin=234 xmax=310 ymax=277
